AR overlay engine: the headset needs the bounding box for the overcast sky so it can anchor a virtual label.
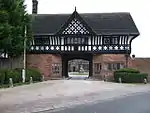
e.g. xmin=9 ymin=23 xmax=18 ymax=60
xmin=25 ymin=0 xmax=150 ymax=57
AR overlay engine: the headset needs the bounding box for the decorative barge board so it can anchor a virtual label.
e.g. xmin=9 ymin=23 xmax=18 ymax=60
xmin=28 ymin=4 xmax=140 ymax=79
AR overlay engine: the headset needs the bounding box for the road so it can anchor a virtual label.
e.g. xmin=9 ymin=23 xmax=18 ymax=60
xmin=1 ymin=80 xmax=150 ymax=113
xmin=43 ymin=91 xmax=150 ymax=113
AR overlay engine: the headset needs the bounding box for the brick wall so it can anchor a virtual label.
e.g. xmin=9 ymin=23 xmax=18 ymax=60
xmin=93 ymin=54 xmax=127 ymax=80
xmin=129 ymin=58 xmax=150 ymax=81
xmin=27 ymin=54 xmax=62 ymax=80
xmin=26 ymin=53 xmax=150 ymax=82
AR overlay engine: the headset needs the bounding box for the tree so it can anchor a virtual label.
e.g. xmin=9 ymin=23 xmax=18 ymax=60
xmin=0 ymin=0 xmax=32 ymax=58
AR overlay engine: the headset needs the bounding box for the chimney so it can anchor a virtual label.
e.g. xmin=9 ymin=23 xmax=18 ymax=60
xmin=32 ymin=0 xmax=38 ymax=14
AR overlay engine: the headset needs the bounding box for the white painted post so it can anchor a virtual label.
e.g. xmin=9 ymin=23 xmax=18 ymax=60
xmin=144 ymin=78 xmax=147 ymax=84
xmin=22 ymin=25 xmax=27 ymax=83
xmin=22 ymin=69 xmax=25 ymax=83
xmin=119 ymin=77 xmax=122 ymax=83
xmin=42 ymin=75 xmax=45 ymax=81
xmin=30 ymin=77 xmax=33 ymax=84
xmin=9 ymin=78 xmax=13 ymax=88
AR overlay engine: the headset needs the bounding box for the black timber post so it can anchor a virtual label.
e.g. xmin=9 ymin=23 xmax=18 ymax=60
xmin=89 ymin=55 xmax=93 ymax=78
xmin=62 ymin=55 xmax=65 ymax=78
xmin=65 ymin=60 xmax=69 ymax=78
xmin=125 ymin=34 xmax=130 ymax=68
xmin=62 ymin=55 xmax=69 ymax=78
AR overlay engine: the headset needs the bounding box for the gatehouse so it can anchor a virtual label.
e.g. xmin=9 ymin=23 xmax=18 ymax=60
xmin=27 ymin=0 xmax=140 ymax=80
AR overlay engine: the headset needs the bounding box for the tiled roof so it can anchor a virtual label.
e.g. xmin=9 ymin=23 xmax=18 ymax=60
xmin=32 ymin=12 xmax=140 ymax=35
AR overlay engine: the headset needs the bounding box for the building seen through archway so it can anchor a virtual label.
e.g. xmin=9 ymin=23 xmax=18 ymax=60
xmin=68 ymin=59 xmax=89 ymax=78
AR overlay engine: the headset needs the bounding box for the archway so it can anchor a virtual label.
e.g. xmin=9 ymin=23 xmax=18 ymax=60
xmin=61 ymin=53 xmax=93 ymax=78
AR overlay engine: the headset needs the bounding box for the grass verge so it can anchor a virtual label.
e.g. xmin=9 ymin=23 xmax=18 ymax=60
xmin=0 ymin=81 xmax=40 ymax=89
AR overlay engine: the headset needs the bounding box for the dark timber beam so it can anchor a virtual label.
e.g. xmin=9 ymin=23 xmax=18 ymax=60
xmin=30 ymin=34 xmax=134 ymax=54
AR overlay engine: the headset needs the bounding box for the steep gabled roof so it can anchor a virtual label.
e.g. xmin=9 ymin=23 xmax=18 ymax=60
xmin=56 ymin=11 xmax=96 ymax=35
xmin=32 ymin=12 xmax=140 ymax=36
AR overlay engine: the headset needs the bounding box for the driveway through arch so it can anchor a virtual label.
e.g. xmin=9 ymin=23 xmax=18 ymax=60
xmin=61 ymin=53 xmax=93 ymax=78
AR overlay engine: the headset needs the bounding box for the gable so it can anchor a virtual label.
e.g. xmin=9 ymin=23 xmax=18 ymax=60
xmin=61 ymin=18 xmax=90 ymax=35
xmin=56 ymin=11 xmax=96 ymax=35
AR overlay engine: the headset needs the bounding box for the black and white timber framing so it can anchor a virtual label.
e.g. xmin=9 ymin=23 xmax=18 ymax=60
xmin=30 ymin=9 xmax=140 ymax=54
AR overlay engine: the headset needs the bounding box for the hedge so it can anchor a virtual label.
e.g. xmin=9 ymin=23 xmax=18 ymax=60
xmin=14 ymin=68 xmax=42 ymax=82
xmin=25 ymin=68 xmax=42 ymax=82
xmin=114 ymin=68 xmax=148 ymax=83
xmin=0 ymin=69 xmax=6 ymax=85
xmin=0 ymin=68 xmax=42 ymax=85
xmin=115 ymin=68 xmax=140 ymax=73
xmin=4 ymin=69 xmax=21 ymax=84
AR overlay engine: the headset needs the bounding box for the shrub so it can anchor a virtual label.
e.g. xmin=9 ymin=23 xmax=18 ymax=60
xmin=4 ymin=69 xmax=21 ymax=84
xmin=15 ymin=68 xmax=42 ymax=82
xmin=114 ymin=70 xmax=148 ymax=83
xmin=0 ymin=69 xmax=7 ymax=85
xmin=0 ymin=68 xmax=42 ymax=86
xmin=25 ymin=68 xmax=42 ymax=82
xmin=14 ymin=68 xmax=23 ymax=81
xmin=0 ymin=69 xmax=21 ymax=84
xmin=115 ymin=68 xmax=140 ymax=73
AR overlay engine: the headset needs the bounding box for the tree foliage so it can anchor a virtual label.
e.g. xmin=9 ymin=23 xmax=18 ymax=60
xmin=0 ymin=0 xmax=32 ymax=58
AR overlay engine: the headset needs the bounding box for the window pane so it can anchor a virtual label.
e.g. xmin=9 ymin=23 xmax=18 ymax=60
xmin=108 ymin=63 xmax=112 ymax=70
xmin=94 ymin=63 xmax=101 ymax=72
xmin=117 ymin=63 xmax=120 ymax=69
xmin=112 ymin=36 xmax=119 ymax=44
xmin=103 ymin=36 xmax=111 ymax=45
xmin=34 ymin=38 xmax=42 ymax=45
xmin=104 ymin=38 xmax=111 ymax=44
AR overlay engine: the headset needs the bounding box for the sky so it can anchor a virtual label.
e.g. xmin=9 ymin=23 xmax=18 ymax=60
xmin=25 ymin=0 xmax=150 ymax=57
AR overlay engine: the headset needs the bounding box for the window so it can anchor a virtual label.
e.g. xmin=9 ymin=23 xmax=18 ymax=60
xmin=103 ymin=36 xmax=119 ymax=45
xmin=107 ymin=63 xmax=124 ymax=71
xmin=94 ymin=63 xmax=102 ymax=74
xmin=34 ymin=38 xmax=42 ymax=45
xmin=113 ymin=63 xmax=118 ymax=70
xmin=34 ymin=37 xmax=49 ymax=45
xmin=65 ymin=37 xmax=88 ymax=45
xmin=74 ymin=38 xmax=78 ymax=44
xmin=112 ymin=37 xmax=118 ymax=44
xmin=103 ymin=37 xmax=111 ymax=45
xmin=108 ymin=63 xmax=112 ymax=70
xmin=42 ymin=37 xmax=50 ymax=45
xmin=52 ymin=63 xmax=60 ymax=74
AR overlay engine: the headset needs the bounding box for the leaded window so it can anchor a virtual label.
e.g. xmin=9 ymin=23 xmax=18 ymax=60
xmin=112 ymin=36 xmax=119 ymax=45
xmin=52 ymin=63 xmax=60 ymax=74
xmin=94 ymin=63 xmax=102 ymax=74
xmin=103 ymin=36 xmax=119 ymax=45
xmin=107 ymin=63 xmax=124 ymax=70
xmin=34 ymin=37 xmax=49 ymax=45
xmin=103 ymin=37 xmax=111 ymax=45
xmin=65 ymin=37 xmax=88 ymax=45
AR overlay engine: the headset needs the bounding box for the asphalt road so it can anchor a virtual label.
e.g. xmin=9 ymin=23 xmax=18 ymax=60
xmin=43 ymin=91 xmax=150 ymax=113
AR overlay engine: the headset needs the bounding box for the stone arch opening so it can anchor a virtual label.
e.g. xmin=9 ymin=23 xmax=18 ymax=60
xmin=61 ymin=53 xmax=93 ymax=78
